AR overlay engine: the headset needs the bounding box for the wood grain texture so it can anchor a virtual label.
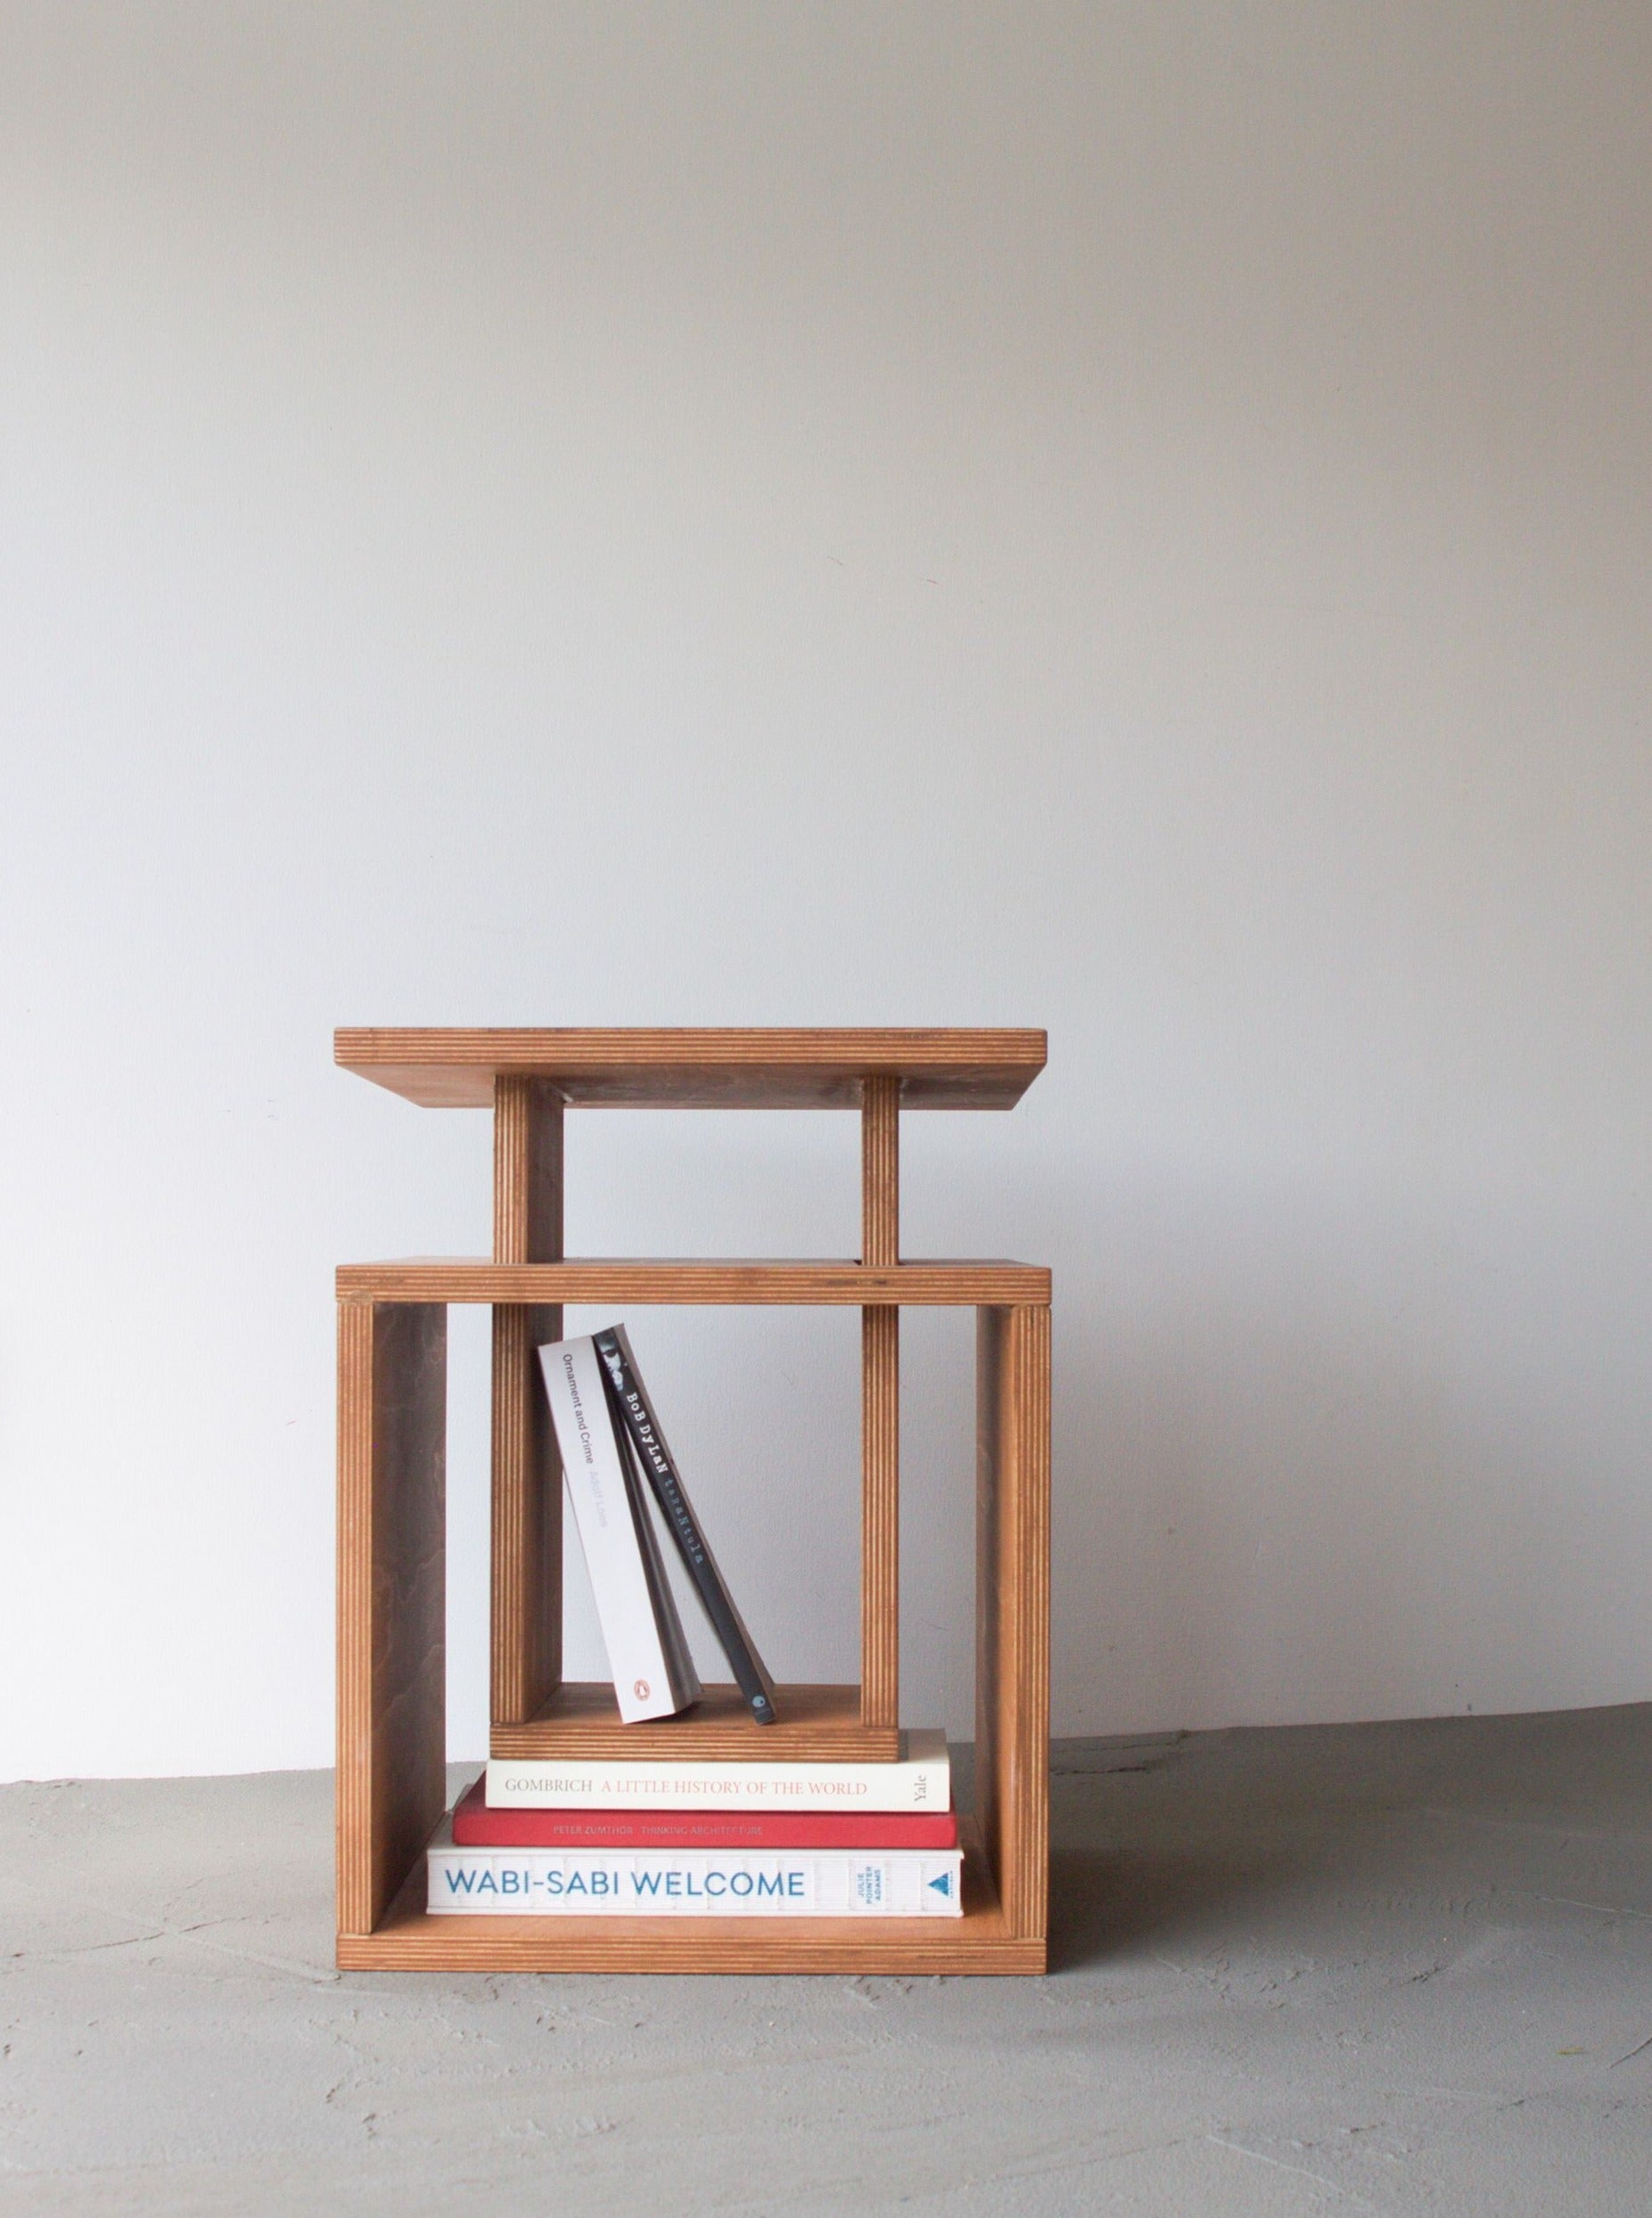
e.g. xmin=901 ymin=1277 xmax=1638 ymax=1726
xmin=859 ymin=1074 xmax=900 ymax=1730
xmin=490 ymin=1680 xmax=899 ymax=1762
xmin=338 ymin=1259 xmax=1050 ymax=1306
xmin=492 ymin=1075 xmax=564 ymax=1264
xmin=336 ymin=1815 xmax=1044 ymax=1976
xmin=489 ymin=1078 xmax=563 ymax=1728
xmin=860 ymin=1074 xmax=900 ymax=1267
xmin=336 ymin=1302 xmax=447 ymax=1940
xmin=975 ymin=1305 xmax=1051 ymax=1945
xmin=860 ymin=1307 xmax=900 ymax=1731
xmin=489 ymin=1307 xmax=562 ymax=1725
xmin=335 ymin=1027 xmax=1046 ymax=1110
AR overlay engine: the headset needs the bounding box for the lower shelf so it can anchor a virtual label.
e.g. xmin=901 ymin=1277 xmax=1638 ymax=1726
xmin=489 ymin=1680 xmax=902 ymax=1763
xmin=337 ymin=1819 xmax=1045 ymax=1976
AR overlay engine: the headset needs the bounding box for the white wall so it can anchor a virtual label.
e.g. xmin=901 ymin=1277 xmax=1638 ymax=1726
xmin=2 ymin=3 xmax=1648 ymax=1778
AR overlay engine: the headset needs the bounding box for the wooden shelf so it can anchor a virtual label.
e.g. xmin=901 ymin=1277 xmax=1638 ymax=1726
xmin=337 ymin=1818 xmax=1044 ymax=1976
xmin=490 ymin=1680 xmax=900 ymax=1763
xmin=338 ymin=1258 xmax=1051 ymax=1307
xmin=336 ymin=1027 xmax=1046 ymax=1111
xmin=335 ymin=1027 xmax=1050 ymax=1978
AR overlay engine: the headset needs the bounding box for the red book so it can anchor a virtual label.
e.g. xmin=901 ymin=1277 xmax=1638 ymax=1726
xmin=451 ymin=1775 xmax=958 ymax=1852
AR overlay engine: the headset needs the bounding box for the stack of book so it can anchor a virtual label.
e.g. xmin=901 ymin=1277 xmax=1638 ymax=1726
xmin=427 ymin=1323 xmax=963 ymax=1919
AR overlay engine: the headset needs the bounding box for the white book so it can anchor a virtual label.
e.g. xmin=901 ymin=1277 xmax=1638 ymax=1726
xmin=486 ymin=1727 xmax=951 ymax=1812
xmin=426 ymin=1816 xmax=963 ymax=1917
xmin=538 ymin=1334 xmax=701 ymax=1724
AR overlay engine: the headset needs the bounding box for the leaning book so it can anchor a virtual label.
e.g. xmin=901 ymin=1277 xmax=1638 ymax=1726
xmin=594 ymin=1323 xmax=779 ymax=1725
xmin=426 ymin=1817 xmax=964 ymax=1918
xmin=538 ymin=1333 xmax=701 ymax=1724
xmin=485 ymin=1727 xmax=950 ymax=1812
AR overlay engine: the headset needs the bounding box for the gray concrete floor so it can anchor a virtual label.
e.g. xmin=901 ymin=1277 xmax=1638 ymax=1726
xmin=3 ymin=1706 xmax=1650 ymax=2214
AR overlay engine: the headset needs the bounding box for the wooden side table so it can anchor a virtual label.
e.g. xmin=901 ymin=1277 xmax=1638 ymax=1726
xmin=334 ymin=1029 xmax=1051 ymax=1974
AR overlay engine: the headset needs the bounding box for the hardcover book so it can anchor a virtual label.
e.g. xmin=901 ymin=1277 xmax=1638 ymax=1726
xmin=485 ymin=1727 xmax=950 ymax=1812
xmin=427 ymin=1816 xmax=964 ymax=1918
xmin=451 ymin=1773 xmax=958 ymax=1851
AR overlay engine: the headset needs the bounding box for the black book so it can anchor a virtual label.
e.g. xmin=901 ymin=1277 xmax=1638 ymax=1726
xmin=594 ymin=1323 xmax=779 ymax=1727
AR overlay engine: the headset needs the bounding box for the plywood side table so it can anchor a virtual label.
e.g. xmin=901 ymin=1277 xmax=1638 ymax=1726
xmin=334 ymin=1028 xmax=1050 ymax=1975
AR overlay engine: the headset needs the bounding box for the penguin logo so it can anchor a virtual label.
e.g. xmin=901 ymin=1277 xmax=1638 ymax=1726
xmin=634 ymin=1680 xmax=650 ymax=1700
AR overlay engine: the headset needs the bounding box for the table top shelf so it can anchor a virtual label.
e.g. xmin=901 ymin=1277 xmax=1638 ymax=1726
xmin=337 ymin=1257 xmax=1052 ymax=1305
xmin=335 ymin=1026 xmax=1046 ymax=1110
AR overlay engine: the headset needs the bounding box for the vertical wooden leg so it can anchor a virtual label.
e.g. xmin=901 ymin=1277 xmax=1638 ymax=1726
xmin=337 ymin=1301 xmax=447 ymax=1945
xmin=976 ymin=1303 xmax=1051 ymax=1944
xmin=861 ymin=1074 xmax=899 ymax=1265
xmin=490 ymin=1077 xmax=564 ymax=1727
xmin=861 ymin=1306 xmax=900 ymax=1729
xmin=489 ymin=1305 xmax=561 ymax=1722
xmin=860 ymin=1074 xmax=900 ymax=1731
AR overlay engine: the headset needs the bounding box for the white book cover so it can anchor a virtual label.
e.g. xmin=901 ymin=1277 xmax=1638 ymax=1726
xmin=426 ymin=1816 xmax=964 ymax=1918
xmin=485 ymin=1728 xmax=951 ymax=1812
xmin=538 ymin=1334 xmax=700 ymax=1724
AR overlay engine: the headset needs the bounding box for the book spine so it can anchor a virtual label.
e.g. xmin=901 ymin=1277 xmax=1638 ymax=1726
xmin=484 ymin=1731 xmax=949 ymax=1813
xmin=613 ymin=1404 xmax=703 ymax=1710
xmin=595 ymin=1324 xmax=778 ymax=1725
xmin=538 ymin=1336 xmax=687 ymax=1724
xmin=428 ymin=1841 xmax=964 ymax=1917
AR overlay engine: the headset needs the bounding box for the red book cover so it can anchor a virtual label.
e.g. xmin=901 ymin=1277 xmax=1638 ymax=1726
xmin=451 ymin=1775 xmax=958 ymax=1852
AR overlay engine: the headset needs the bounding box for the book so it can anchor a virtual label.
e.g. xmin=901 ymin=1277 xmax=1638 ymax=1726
xmin=613 ymin=1413 xmax=703 ymax=1707
xmin=538 ymin=1334 xmax=702 ymax=1724
xmin=485 ymin=1727 xmax=950 ymax=1812
xmin=594 ymin=1323 xmax=779 ymax=1726
xmin=427 ymin=1815 xmax=964 ymax=1917
xmin=451 ymin=1773 xmax=958 ymax=1851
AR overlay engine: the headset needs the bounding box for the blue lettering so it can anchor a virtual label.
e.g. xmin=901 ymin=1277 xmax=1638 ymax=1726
xmin=443 ymin=1869 xmax=478 ymax=1894
xmin=477 ymin=1869 xmax=498 ymax=1894
xmin=756 ymin=1873 xmax=783 ymax=1898
xmin=785 ymin=1872 xmax=805 ymax=1897
xmin=666 ymin=1872 xmax=683 ymax=1895
xmin=633 ymin=1870 xmax=662 ymax=1895
xmin=501 ymin=1870 xmax=522 ymax=1895
xmin=704 ymin=1872 xmax=726 ymax=1896
xmin=730 ymin=1871 xmax=753 ymax=1897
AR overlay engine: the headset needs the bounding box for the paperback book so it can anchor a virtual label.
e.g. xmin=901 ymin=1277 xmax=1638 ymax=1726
xmin=538 ymin=1334 xmax=701 ymax=1723
xmin=593 ymin=1324 xmax=778 ymax=1726
xmin=538 ymin=1324 xmax=783 ymax=1729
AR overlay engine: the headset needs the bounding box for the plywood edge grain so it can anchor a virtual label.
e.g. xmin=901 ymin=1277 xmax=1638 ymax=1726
xmin=334 ymin=1028 xmax=1047 ymax=1111
xmin=336 ymin=1302 xmax=448 ymax=1940
xmin=975 ymin=1305 xmax=1051 ymax=1948
xmin=489 ymin=1078 xmax=563 ymax=1727
xmin=337 ymin=1927 xmax=1045 ymax=1976
xmin=338 ymin=1260 xmax=1053 ymax=1306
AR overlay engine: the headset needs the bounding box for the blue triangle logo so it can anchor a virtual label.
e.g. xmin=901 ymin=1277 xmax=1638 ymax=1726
xmin=928 ymin=1871 xmax=952 ymax=1897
